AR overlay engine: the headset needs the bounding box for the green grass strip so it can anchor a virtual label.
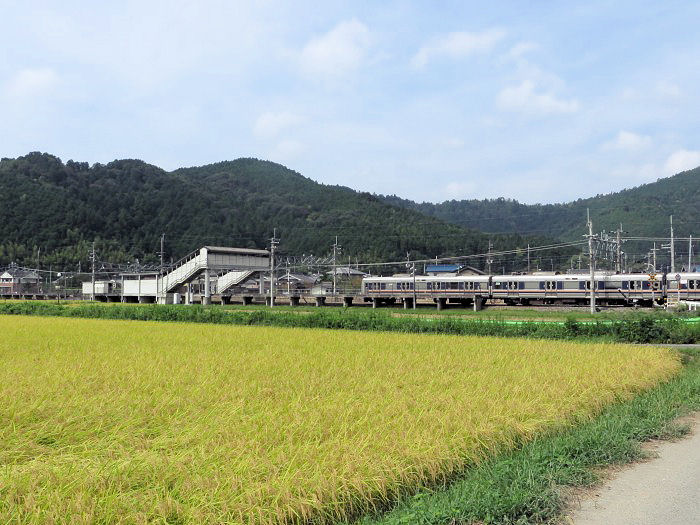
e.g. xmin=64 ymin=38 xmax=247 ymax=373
xmin=352 ymin=348 xmax=700 ymax=525
xmin=0 ymin=302 xmax=697 ymax=343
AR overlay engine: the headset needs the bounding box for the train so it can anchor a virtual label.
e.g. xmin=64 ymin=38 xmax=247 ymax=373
xmin=362 ymin=271 xmax=700 ymax=307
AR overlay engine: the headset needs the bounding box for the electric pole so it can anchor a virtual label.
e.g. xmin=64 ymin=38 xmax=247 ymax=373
xmin=159 ymin=233 xmax=165 ymax=273
xmin=615 ymin=224 xmax=626 ymax=273
xmin=332 ymin=236 xmax=341 ymax=296
xmin=670 ymin=215 xmax=675 ymax=273
xmin=689 ymin=234 xmax=693 ymax=271
xmin=91 ymin=241 xmax=96 ymax=301
xmin=269 ymin=229 xmax=279 ymax=307
xmin=661 ymin=216 xmax=675 ymax=273
xmin=527 ymin=243 xmax=531 ymax=274
xmin=486 ymin=240 xmax=493 ymax=275
xmin=586 ymin=209 xmax=596 ymax=314
xmin=652 ymin=242 xmax=657 ymax=272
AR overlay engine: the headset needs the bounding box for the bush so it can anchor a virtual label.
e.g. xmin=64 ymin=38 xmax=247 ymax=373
xmin=0 ymin=302 xmax=696 ymax=344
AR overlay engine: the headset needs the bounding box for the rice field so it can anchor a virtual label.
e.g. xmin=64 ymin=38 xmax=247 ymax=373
xmin=0 ymin=315 xmax=681 ymax=524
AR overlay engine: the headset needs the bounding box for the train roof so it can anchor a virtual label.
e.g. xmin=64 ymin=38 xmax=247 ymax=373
xmin=491 ymin=274 xmax=609 ymax=281
xmin=364 ymin=274 xmax=490 ymax=281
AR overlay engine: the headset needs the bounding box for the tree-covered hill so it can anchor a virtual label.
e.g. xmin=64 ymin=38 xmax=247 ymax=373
xmin=382 ymin=167 xmax=700 ymax=242
xmin=0 ymin=153 xmax=553 ymax=270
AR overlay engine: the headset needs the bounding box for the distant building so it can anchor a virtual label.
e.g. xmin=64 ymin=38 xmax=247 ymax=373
xmin=0 ymin=265 xmax=40 ymax=294
xmin=277 ymin=272 xmax=318 ymax=293
xmin=425 ymin=264 xmax=484 ymax=276
xmin=328 ymin=267 xmax=370 ymax=277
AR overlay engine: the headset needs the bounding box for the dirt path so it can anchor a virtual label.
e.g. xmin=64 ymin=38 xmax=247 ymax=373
xmin=566 ymin=413 xmax=700 ymax=525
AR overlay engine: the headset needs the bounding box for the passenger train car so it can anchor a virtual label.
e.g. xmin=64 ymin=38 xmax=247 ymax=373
xmin=362 ymin=271 xmax=700 ymax=307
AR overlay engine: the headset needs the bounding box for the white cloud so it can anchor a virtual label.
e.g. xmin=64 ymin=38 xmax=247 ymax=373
xmin=444 ymin=137 xmax=465 ymax=149
xmin=444 ymin=180 xmax=477 ymax=199
xmin=604 ymin=130 xmax=652 ymax=151
xmin=656 ymin=81 xmax=681 ymax=98
xmin=299 ymin=19 xmax=370 ymax=77
xmin=664 ymin=149 xmax=700 ymax=175
xmin=271 ymin=139 xmax=304 ymax=160
xmin=4 ymin=67 xmax=59 ymax=98
xmin=506 ymin=41 xmax=538 ymax=60
xmin=497 ymin=80 xmax=579 ymax=114
xmin=254 ymin=111 xmax=303 ymax=139
xmin=412 ymin=29 xmax=505 ymax=68
xmin=608 ymin=163 xmax=658 ymax=182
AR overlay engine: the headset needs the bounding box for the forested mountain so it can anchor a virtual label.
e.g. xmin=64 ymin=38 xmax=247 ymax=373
xmin=382 ymin=167 xmax=700 ymax=242
xmin=0 ymin=153 xmax=556 ymax=270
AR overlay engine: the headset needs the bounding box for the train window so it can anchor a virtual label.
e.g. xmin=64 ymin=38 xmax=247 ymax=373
xmin=545 ymin=281 xmax=556 ymax=290
xmin=380 ymin=283 xmax=386 ymax=290
xmin=689 ymin=280 xmax=697 ymax=290
xmin=494 ymin=281 xmax=502 ymax=289
xmin=458 ymin=282 xmax=464 ymax=290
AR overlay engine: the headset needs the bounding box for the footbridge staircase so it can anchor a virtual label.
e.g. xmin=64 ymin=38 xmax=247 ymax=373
xmin=122 ymin=246 xmax=269 ymax=303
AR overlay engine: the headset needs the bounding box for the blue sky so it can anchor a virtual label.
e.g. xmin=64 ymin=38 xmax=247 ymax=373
xmin=1 ymin=1 xmax=699 ymax=204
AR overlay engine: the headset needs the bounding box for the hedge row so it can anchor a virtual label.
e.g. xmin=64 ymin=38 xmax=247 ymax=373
xmin=1 ymin=302 xmax=697 ymax=344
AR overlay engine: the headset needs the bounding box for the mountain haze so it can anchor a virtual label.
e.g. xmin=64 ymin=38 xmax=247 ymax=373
xmin=383 ymin=168 xmax=700 ymax=242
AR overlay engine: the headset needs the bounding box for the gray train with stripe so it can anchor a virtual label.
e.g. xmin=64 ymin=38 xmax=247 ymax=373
xmin=362 ymin=272 xmax=700 ymax=308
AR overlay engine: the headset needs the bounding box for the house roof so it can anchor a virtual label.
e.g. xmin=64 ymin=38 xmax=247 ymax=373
xmin=426 ymin=264 xmax=461 ymax=273
xmin=329 ymin=267 xmax=369 ymax=276
xmin=1 ymin=267 xmax=39 ymax=279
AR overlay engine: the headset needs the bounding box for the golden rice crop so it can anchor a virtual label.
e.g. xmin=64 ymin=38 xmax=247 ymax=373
xmin=0 ymin=315 xmax=680 ymax=524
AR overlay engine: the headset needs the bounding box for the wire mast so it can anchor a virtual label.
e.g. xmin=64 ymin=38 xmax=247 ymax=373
xmin=269 ymin=229 xmax=279 ymax=307
xmin=586 ymin=210 xmax=596 ymax=314
xmin=332 ymin=236 xmax=341 ymax=296
xmin=90 ymin=241 xmax=96 ymax=301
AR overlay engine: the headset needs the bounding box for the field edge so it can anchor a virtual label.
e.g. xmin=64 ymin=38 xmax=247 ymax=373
xmin=351 ymin=348 xmax=700 ymax=525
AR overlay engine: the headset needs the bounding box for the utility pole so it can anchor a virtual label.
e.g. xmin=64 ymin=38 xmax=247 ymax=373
xmin=615 ymin=224 xmax=625 ymax=273
xmin=527 ymin=244 xmax=531 ymax=274
xmin=689 ymin=235 xmax=693 ymax=271
xmin=652 ymin=242 xmax=657 ymax=272
xmin=286 ymin=259 xmax=290 ymax=296
xmin=486 ymin=240 xmax=493 ymax=275
xmin=662 ymin=216 xmax=675 ymax=273
xmin=159 ymin=233 xmax=165 ymax=273
xmin=406 ymin=252 xmax=416 ymax=309
xmin=332 ymin=236 xmax=341 ymax=295
xmin=91 ymin=241 xmax=96 ymax=301
xmin=670 ymin=215 xmax=675 ymax=273
xmin=269 ymin=229 xmax=279 ymax=307
xmin=586 ymin=209 xmax=596 ymax=314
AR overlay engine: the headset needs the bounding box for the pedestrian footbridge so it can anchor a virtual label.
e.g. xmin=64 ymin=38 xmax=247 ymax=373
xmin=121 ymin=246 xmax=269 ymax=303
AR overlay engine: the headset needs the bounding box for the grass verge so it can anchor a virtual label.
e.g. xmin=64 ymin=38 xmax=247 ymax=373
xmin=352 ymin=348 xmax=700 ymax=525
xmin=0 ymin=301 xmax=697 ymax=343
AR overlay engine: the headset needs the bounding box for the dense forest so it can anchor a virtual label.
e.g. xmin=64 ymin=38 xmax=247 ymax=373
xmin=0 ymin=153 xmax=561 ymax=271
xmin=382 ymin=167 xmax=700 ymax=241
